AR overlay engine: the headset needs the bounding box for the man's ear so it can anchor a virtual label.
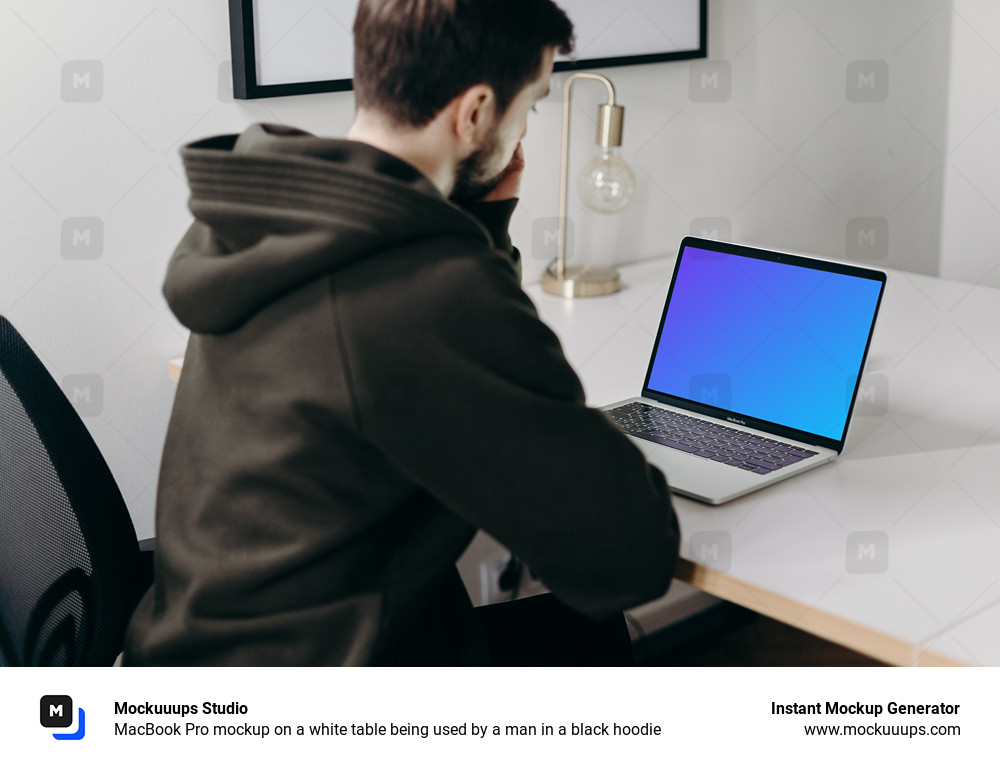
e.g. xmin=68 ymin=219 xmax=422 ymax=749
xmin=453 ymin=84 xmax=496 ymax=146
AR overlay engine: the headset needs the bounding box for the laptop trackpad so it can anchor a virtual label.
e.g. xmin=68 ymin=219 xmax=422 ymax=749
xmin=631 ymin=436 xmax=784 ymax=505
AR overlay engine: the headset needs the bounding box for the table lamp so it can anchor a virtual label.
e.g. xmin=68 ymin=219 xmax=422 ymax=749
xmin=541 ymin=72 xmax=636 ymax=298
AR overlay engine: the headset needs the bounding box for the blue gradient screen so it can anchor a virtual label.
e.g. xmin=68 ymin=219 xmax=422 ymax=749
xmin=647 ymin=246 xmax=883 ymax=441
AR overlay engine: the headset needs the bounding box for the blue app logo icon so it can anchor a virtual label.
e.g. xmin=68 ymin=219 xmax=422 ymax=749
xmin=40 ymin=695 xmax=86 ymax=740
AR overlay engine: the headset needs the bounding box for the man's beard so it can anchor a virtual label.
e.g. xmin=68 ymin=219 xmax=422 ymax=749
xmin=450 ymin=128 xmax=506 ymax=202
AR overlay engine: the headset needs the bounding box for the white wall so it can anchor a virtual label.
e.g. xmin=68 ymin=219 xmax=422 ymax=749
xmin=516 ymin=0 xmax=952 ymax=282
xmin=940 ymin=1 xmax=1000 ymax=289
xmin=0 ymin=1 xmax=991 ymax=538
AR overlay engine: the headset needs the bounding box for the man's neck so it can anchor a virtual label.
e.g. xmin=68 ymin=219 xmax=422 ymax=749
xmin=346 ymin=110 xmax=456 ymax=197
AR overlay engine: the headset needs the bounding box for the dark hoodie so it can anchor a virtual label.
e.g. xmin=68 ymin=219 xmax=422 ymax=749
xmin=123 ymin=123 xmax=679 ymax=666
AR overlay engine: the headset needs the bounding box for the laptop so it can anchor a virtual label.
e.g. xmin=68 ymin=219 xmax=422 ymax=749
xmin=603 ymin=237 xmax=886 ymax=505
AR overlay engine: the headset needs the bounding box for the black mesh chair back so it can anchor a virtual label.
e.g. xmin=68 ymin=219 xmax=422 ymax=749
xmin=0 ymin=316 xmax=145 ymax=666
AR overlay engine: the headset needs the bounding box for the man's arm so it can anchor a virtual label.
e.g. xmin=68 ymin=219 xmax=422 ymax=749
xmin=338 ymin=247 xmax=679 ymax=619
xmin=451 ymin=143 xmax=525 ymax=280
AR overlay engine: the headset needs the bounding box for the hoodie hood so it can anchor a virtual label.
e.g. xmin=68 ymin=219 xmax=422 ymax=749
xmin=164 ymin=123 xmax=491 ymax=334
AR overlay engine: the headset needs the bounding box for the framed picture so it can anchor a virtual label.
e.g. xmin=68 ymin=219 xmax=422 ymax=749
xmin=230 ymin=0 xmax=708 ymax=100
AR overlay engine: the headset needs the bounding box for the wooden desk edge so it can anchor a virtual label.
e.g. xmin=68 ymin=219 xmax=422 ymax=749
xmin=168 ymin=357 xmax=184 ymax=382
xmin=675 ymin=559 xmax=963 ymax=667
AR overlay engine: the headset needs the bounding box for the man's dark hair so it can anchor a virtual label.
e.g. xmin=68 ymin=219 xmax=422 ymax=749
xmin=353 ymin=0 xmax=574 ymax=127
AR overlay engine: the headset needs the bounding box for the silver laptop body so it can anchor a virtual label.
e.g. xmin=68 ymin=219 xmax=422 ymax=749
xmin=603 ymin=237 xmax=886 ymax=505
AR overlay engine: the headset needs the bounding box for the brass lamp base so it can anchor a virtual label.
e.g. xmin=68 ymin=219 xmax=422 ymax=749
xmin=542 ymin=265 xmax=620 ymax=298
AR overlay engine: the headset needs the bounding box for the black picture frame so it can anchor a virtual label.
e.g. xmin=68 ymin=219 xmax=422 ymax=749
xmin=230 ymin=0 xmax=708 ymax=100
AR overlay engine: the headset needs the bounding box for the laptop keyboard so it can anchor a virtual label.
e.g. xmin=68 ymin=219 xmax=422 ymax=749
xmin=606 ymin=401 xmax=818 ymax=475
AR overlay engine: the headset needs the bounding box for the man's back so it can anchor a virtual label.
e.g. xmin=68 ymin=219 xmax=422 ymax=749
xmin=123 ymin=125 xmax=678 ymax=666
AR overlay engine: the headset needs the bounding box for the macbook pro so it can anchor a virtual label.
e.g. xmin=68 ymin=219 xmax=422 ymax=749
xmin=603 ymin=237 xmax=886 ymax=505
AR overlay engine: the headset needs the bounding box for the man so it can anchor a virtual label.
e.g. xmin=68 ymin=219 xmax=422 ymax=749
xmin=124 ymin=0 xmax=679 ymax=666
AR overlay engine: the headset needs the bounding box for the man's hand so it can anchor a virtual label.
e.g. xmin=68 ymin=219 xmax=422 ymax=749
xmin=479 ymin=143 xmax=525 ymax=202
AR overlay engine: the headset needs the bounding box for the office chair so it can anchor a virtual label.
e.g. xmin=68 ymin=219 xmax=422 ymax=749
xmin=0 ymin=316 xmax=151 ymax=666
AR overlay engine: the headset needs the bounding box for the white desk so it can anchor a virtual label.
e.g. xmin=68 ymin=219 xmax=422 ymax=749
xmin=526 ymin=258 xmax=1000 ymax=666
xmin=917 ymin=597 xmax=1000 ymax=666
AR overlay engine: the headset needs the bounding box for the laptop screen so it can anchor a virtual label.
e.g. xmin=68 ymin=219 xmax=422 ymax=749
xmin=644 ymin=240 xmax=885 ymax=445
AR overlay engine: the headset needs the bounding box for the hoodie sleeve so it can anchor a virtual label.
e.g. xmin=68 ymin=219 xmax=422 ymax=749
xmin=454 ymin=198 xmax=522 ymax=283
xmin=337 ymin=242 xmax=679 ymax=619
